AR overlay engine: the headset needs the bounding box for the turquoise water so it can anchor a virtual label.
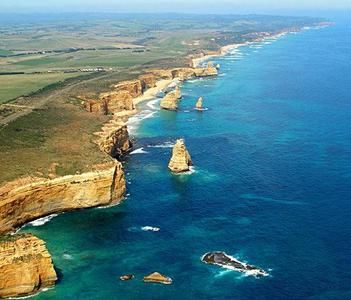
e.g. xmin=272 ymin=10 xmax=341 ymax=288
xmin=23 ymin=21 xmax=351 ymax=299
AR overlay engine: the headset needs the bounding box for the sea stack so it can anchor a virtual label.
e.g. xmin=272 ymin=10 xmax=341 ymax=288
xmin=195 ymin=97 xmax=203 ymax=109
xmin=160 ymin=91 xmax=179 ymax=110
xmin=174 ymin=86 xmax=182 ymax=99
xmin=0 ymin=234 xmax=57 ymax=298
xmin=143 ymin=272 xmax=172 ymax=285
xmin=168 ymin=139 xmax=192 ymax=173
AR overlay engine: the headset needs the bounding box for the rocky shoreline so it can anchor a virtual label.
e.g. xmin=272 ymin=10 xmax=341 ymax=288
xmin=0 ymin=58 xmax=221 ymax=298
xmin=0 ymin=23 xmax=323 ymax=296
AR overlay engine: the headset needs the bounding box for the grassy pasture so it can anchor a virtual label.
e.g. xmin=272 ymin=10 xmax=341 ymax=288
xmin=0 ymin=73 xmax=80 ymax=104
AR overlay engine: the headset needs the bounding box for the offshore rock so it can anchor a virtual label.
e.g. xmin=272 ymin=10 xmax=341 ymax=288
xmin=160 ymin=91 xmax=179 ymax=111
xmin=174 ymin=86 xmax=182 ymax=99
xmin=0 ymin=161 xmax=126 ymax=234
xmin=143 ymin=272 xmax=172 ymax=285
xmin=201 ymin=251 xmax=268 ymax=277
xmin=168 ymin=139 xmax=193 ymax=173
xmin=194 ymin=62 xmax=218 ymax=77
xmin=195 ymin=97 xmax=203 ymax=109
xmin=120 ymin=274 xmax=134 ymax=281
xmin=0 ymin=234 xmax=57 ymax=298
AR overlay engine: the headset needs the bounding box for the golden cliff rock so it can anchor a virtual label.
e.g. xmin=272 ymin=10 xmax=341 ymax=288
xmin=0 ymin=234 xmax=57 ymax=298
xmin=139 ymin=74 xmax=157 ymax=91
xmin=195 ymin=97 xmax=203 ymax=109
xmin=194 ymin=62 xmax=218 ymax=77
xmin=99 ymin=90 xmax=135 ymax=114
xmin=113 ymin=80 xmax=143 ymax=98
xmin=168 ymin=139 xmax=193 ymax=173
xmin=96 ymin=122 xmax=132 ymax=158
xmin=0 ymin=161 xmax=126 ymax=234
xmin=160 ymin=90 xmax=179 ymax=111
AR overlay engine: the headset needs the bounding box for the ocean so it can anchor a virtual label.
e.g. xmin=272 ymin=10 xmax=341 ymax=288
xmin=22 ymin=18 xmax=351 ymax=300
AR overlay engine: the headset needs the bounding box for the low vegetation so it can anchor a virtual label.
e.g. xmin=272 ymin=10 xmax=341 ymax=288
xmin=0 ymin=13 xmax=324 ymax=184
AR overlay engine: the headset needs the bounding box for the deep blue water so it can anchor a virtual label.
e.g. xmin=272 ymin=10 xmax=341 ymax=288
xmin=23 ymin=20 xmax=351 ymax=299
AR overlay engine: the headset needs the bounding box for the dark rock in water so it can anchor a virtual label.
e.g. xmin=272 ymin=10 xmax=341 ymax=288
xmin=120 ymin=274 xmax=134 ymax=281
xmin=201 ymin=251 xmax=268 ymax=277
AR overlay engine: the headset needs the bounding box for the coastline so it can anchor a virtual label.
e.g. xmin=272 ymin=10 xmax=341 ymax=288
xmin=0 ymin=25 xmax=308 ymax=234
xmin=191 ymin=29 xmax=300 ymax=68
xmin=0 ymin=22 xmax=329 ymax=298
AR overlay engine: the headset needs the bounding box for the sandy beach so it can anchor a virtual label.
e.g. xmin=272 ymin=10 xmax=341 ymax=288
xmin=133 ymin=79 xmax=173 ymax=106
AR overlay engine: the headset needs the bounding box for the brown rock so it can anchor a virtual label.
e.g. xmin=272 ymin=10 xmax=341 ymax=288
xmin=120 ymin=274 xmax=134 ymax=281
xmin=113 ymin=80 xmax=143 ymax=98
xmin=143 ymin=272 xmax=172 ymax=285
xmin=0 ymin=234 xmax=57 ymax=298
xmin=99 ymin=90 xmax=135 ymax=114
xmin=171 ymin=68 xmax=195 ymax=80
xmin=194 ymin=62 xmax=218 ymax=77
xmin=149 ymin=69 xmax=173 ymax=80
xmin=160 ymin=91 xmax=179 ymax=111
xmin=139 ymin=74 xmax=156 ymax=91
xmin=174 ymin=86 xmax=182 ymax=99
xmin=168 ymin=139 xmax=193 ymax=173
xmin=0 ymin=161 xmax=126 ymax=234
xmin=98 ymin=124 xmax=132 ymax=158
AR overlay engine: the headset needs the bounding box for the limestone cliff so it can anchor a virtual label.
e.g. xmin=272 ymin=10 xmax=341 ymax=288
xmin=113 ymin=80 xmax=143 ymax=98
xmin=0 ymin=161 xmax=125 ymax=234
xmin=150 ymin=63 xmax=218 ymax=82
xmin=195 ymin=97 xmax=203 ymax=109
xmin=96 ymin=122 xmax=132 ymax=158
xmin=139 ymin=74 xmax=157 ymax=91
xmin=168 ymin=139 xmax=193 ymax=173
xmin=149 ymin=69 xmax=173 ymax=80
xmin=160 ymin=91 xmax=179 ymax=111
xmin=194 ymin=62 xmax=218 ymax=77
xmin=174 ymin=86 xmax=182 ymax=99
xmin=99 ymin=90 xmax=135 ymax=114
xmin=0 ymin=234 xmax=57 ymax=298
xmin=171 ymin=68 xmax=195 ymax=80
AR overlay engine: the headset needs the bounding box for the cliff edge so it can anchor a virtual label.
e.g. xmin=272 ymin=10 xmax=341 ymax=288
xmin=0 ymin=161 xmax=125 ymax=234
xmin=0 ymin=234 xmax=57 ymax=298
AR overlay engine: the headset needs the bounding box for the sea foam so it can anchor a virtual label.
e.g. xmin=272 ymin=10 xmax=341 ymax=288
xmin=130 ymin=147 xmax=148 ymax=154
xmin=28 ymin=214 xmax=58 ymax=227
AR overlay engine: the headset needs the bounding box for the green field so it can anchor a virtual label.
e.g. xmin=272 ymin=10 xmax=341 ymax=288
xmin=0 ymin=14 xmax=324 ymax=184
xmin=0 ymin=73 xmax=81 ymax=103
xmin=0 ymin=49 xmax=13 ymax=56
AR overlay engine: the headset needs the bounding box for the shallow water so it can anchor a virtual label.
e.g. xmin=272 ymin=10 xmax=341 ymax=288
xmin=23 ymin=20 xmax=351 ymax=299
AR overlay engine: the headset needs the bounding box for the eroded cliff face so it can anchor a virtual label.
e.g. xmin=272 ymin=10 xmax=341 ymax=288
xmin=139 ymin=74 xmax=156 ymax=91
xmin=113 ymin=80 xmax=143 ymax=98
xmin=194 ymin=62 xmax=218 ymax=77
xmin=160 ymin=90 xmax=180 ymax=111
xmin=0 ymin=234 xmax=57 ymax=299
xmin=96 ymin=121 xmax=132 ymax=158
xmin=0 ymin=162 xmax=125 ymax=234
xmin=171 ymin=68 xmax=196 ymax=80
xmin=150 ymin=63 xmax=218 ymax=82
xmin=99 ymin=90 xmax=135 ymax=113
xmin=168 ymin=139 xmax=192 ymax=173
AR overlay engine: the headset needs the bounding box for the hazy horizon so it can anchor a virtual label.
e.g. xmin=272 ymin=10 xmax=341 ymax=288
xmin=1 ymin=0 xmax=351 ymax=15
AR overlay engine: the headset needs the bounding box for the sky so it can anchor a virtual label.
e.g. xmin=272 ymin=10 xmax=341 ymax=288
xmin=1 ymin=0 xmax=350 ymax=14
